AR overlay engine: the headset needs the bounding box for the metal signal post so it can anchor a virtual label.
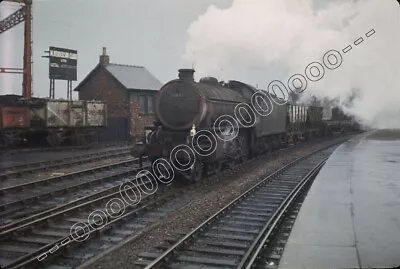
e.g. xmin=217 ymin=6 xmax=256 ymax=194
xmin=0 ymin=0 xmax=33 ymax=98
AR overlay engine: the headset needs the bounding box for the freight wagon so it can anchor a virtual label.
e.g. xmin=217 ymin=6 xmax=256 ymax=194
xmin=0 ymin=106 xmax=30 ymax=147
xmin=322 ymin=106 xmax=359 ymax=134
xmin=0 ymin=95 xmax=107 ymax=148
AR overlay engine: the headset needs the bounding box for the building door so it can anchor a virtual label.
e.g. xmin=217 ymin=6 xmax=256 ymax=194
xmin=102 ymin=117 xmax=128 ymax=142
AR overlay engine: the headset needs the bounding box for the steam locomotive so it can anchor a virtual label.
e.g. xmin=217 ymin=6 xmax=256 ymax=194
xmin=135 ymin=69 xmax=359 ymax=182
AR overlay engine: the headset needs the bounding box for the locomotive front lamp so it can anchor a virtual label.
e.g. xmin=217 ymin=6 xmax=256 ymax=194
xmin=190 ymin=124 xmax=197 ymax=137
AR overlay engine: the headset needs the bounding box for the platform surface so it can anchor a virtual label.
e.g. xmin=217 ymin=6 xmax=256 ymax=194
xmin=279 ymin=130 xmax=400 ymax=269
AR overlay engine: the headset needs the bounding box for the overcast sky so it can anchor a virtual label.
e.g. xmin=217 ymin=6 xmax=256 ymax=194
xmin=0 ymin=0 xmax=343 ymax=98
xmin=0 ymin=0 xmax=399 ymax=128
xmin=0 ymin=0 xmax=235 ymax=98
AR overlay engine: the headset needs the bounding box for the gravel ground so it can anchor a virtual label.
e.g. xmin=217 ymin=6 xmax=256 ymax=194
xmin=80 ymin=135 xmax=358 ymax=269
xmin=366 ymin=129 xmax=400 ymax=140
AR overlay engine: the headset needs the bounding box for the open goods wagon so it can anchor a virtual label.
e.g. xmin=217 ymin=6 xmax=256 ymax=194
xmin=0 ymin=95 xmax=107 ymax=147
xmin=322 ymin=106 xmax=359 ymax=134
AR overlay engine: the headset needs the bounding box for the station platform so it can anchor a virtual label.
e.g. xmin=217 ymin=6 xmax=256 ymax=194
xmin=279 ymin=130 xmax=400 ymax=269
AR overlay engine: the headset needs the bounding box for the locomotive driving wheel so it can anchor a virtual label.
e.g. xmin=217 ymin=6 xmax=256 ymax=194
xmin=189 ymin=161 xmax=204 ymax=182
xmin=234 ymin=136 xmax=247 ymax=163
xmin=213 ymin=161 xmax=223 ymax=174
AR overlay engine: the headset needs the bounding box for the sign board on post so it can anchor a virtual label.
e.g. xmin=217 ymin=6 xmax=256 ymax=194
xmin=49 ymin=46 xmax=77 ymax=81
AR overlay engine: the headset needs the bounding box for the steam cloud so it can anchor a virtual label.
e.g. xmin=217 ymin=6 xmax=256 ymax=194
xmin=182 ymin=0 xmax=400 ymax=129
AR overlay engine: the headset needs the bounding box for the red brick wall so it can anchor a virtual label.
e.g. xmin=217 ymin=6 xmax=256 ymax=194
xmin=77 ymin=66 xmax=157 ymax=140
xmin=78 ymin=67 xmax=129 ymax=118
xmin=129 ymin=94 xmax=156 ymax=139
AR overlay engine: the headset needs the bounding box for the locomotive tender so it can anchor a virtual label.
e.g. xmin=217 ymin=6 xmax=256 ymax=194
xmin=138 ymin=69 xmax=357 ymax=181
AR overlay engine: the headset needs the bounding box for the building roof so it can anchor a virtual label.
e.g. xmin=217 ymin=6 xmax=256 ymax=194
xmin=105 ymin=63 xmax=162 ymax=91
xmin=74 ymin=63 xmax=163 ymax=92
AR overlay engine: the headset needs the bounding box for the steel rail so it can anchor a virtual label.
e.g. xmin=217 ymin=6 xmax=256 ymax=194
xmin=0 ymin=144 xmax=101 ymax=157
xmin=2 ymin=188 xmax=178 ymax=269
xmin=0 ymin=159 xmax=149 ymax=224
xmin=238 ymin=159 xmax=327 ymax=269
xmin=0 ymin=165 xmax=151 ymax=234
xmin=0 ymin=142 xmax=131 ymax=157
xmin=0 ymin=156 xmax=146 ymax=194
xmin=0 ymin=147 xmax=131 ymax=180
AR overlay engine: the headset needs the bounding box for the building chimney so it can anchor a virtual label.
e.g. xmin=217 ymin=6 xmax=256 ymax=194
xmin=99 ymin=47 xmax=110 ymax=66
xmin=178 ymin=69 xmax=195 ymax=81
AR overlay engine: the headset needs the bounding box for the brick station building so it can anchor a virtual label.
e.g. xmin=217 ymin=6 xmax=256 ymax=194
xmin=74 ymin=47 xmax=162 ymax=142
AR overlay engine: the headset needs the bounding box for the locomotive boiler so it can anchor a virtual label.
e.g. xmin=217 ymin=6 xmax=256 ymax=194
xmin=156 ymin=69 xmax=247 ymax=130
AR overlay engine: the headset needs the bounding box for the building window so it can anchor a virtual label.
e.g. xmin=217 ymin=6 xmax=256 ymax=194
xmin=139 ymin=95 xmax=155 ymax=115
xmin=139 ymin=96 xmax=147 ymax=114
xmin=148 ymin=96 xmax=155 ymax=114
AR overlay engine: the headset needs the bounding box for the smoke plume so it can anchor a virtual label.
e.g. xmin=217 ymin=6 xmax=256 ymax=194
xmin=182 ymin=0 xmax=400 ymax=128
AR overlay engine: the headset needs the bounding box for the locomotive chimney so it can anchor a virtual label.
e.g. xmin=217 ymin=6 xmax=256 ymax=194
xmin=178 ymin=69 xmax=195 ymax=81
xmin=99 ymin=47 xmax=110 ymax=66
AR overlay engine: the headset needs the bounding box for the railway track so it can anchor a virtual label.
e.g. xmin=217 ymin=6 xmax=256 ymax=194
xmin=44 ymin=136 xmax=353 ymax=269
xmin=0 ymin=142 xmax=131 ymax=157
xmin=41 ymin=189 xmax=195 ymax=269
xmin=0 ymin=146 xmax=132 ymax=181
xmin=0 ymin=169 xmax=183 ymax=269
xmin=0 ymin=144 xmax=97 ymax=157
xmin=0 ymin=157 xmax=148 ymax=226
xmin=0 ymin=135 xmax=354 ymax=268
xmin=247 ymin=181 xmax=311 ymax=269
xmin=134 ymin=146 xmax=335 ymax=269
